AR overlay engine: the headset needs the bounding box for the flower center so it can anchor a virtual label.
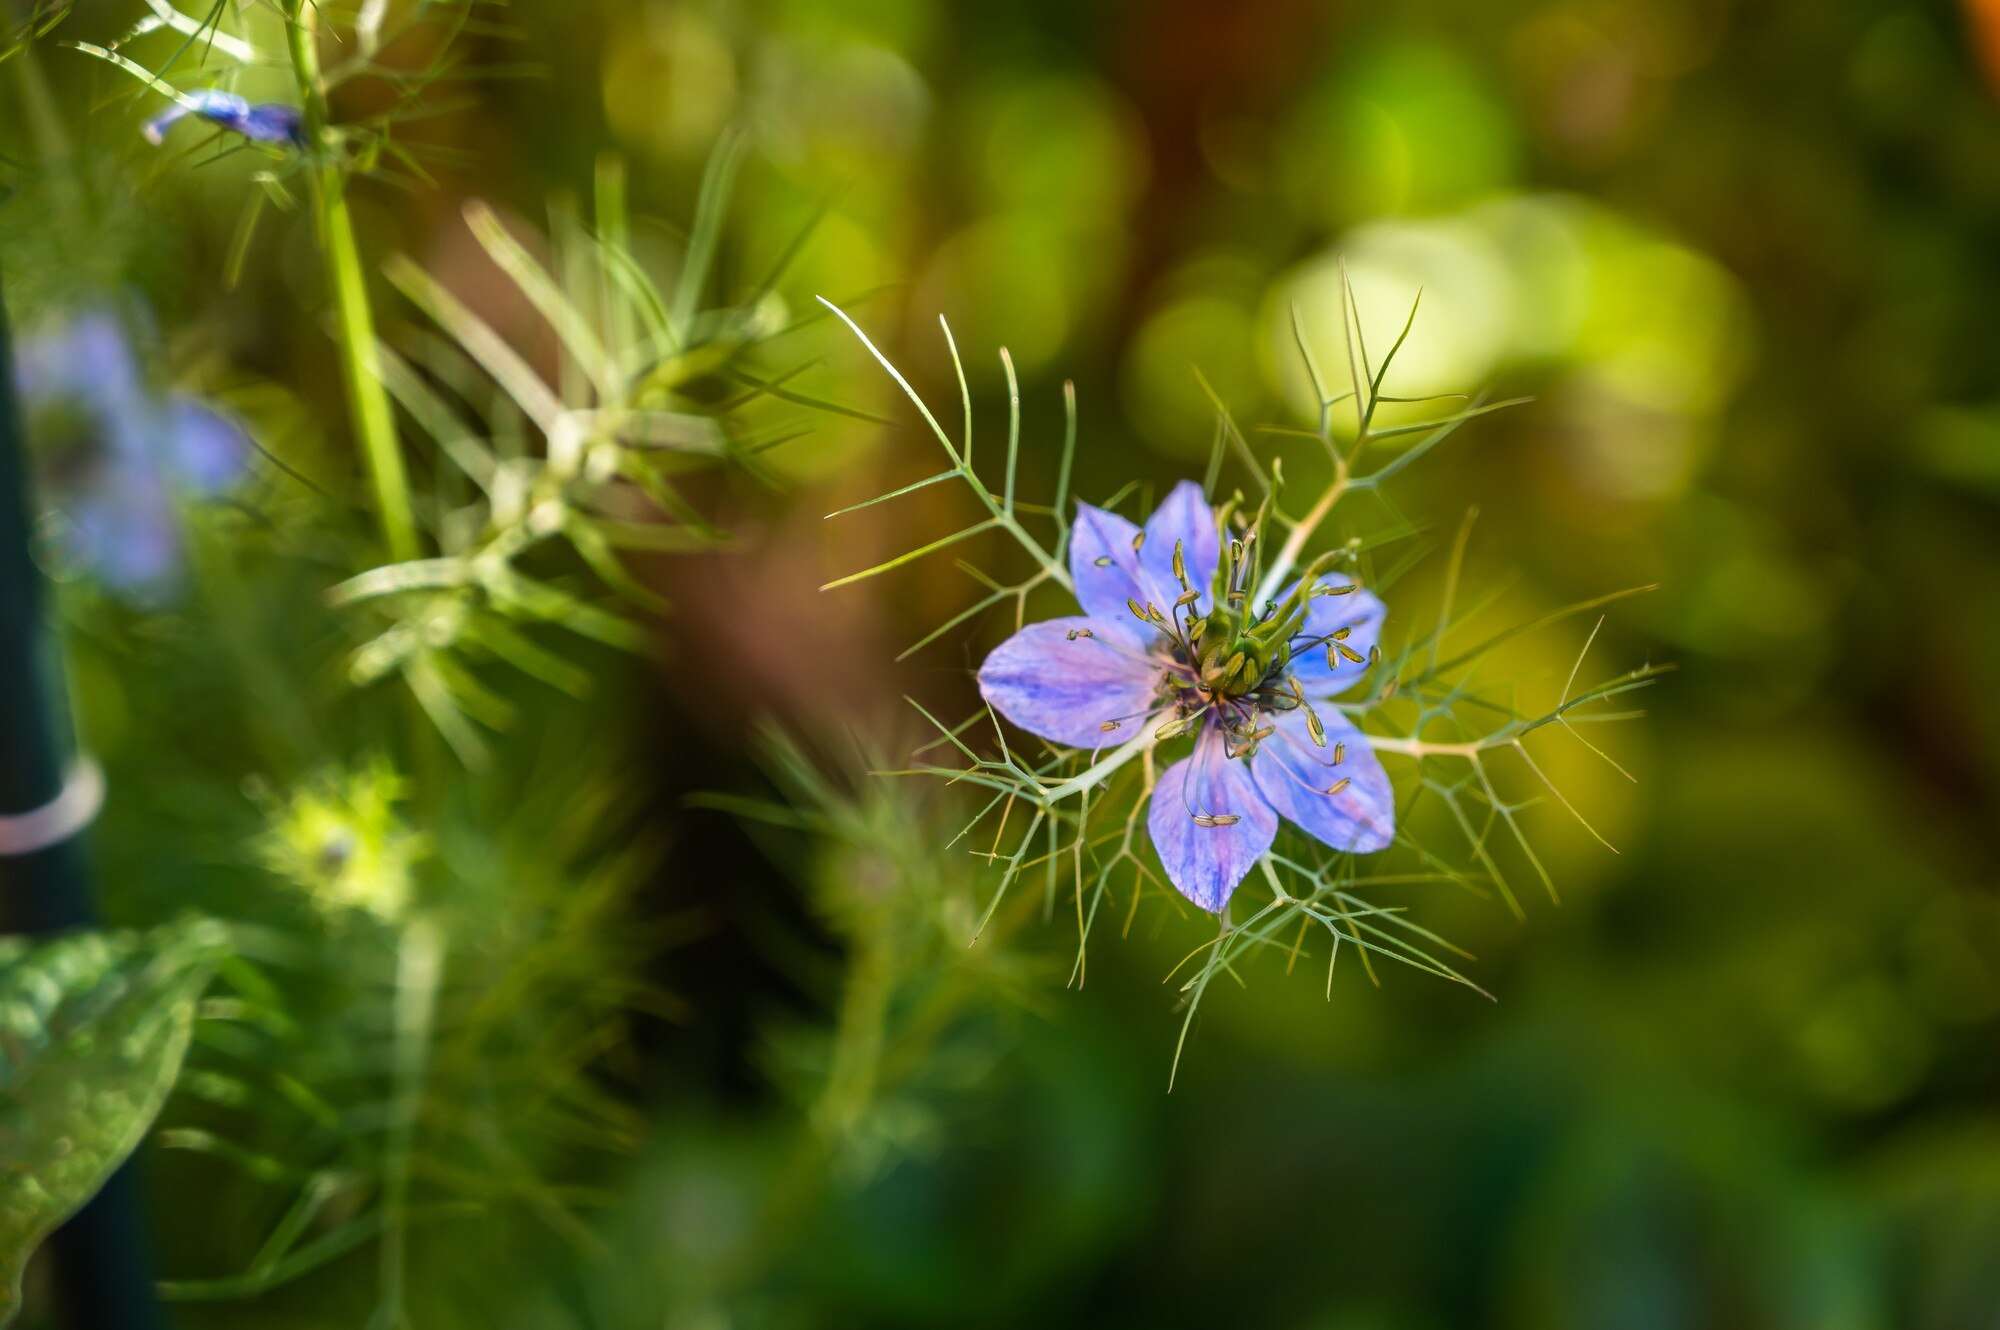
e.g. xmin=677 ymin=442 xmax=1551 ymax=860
xmin=1118 ymin=535 xmax=1365 ymax=763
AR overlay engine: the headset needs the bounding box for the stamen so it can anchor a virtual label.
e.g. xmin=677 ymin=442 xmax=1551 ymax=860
xmin=1172 ymin=539 xmax=1189 ymax=589
xmin=1131 ymin=530 xmax=1145 ymax=552
xmin=1333 ymin=741 xmax=1346 ymax=765
xmin=1304 ymin=707 xmax=1326 ymax=747
xmin=1093 ymin=555 xmax=1114 ymax=567
xmin=1336 ymin=642 xmax=1365 ymax=664
xmin=1100 ymin=720 xmax=1121 ymax=732
xmin=1191 ymin=813 xmax=1241 ymax=828
xmin=1324 ymin=778 xmax=1351 ymax=796
xmin=1065 ymin=627 xmax=1095 ymax=640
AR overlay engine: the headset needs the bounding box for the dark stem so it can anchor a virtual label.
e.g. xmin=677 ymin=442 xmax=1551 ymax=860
xmin=0 ymin=285 xmax=168 ymax=1328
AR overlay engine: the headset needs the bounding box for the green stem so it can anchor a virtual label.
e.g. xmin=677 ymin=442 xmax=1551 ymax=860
xmin=1042 ymin=730 xmax=1152 ymax=802
xmin=284 ymin=2 xmax=417 ymax=564
xmin=375 ymin=914 xmax=442 ymax=1330
xmin=814 ymin=931 xmax=895 ymax=1138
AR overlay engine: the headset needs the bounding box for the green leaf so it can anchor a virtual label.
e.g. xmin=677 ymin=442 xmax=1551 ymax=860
xmin=0 ymin=919 xmax=228 ymax=1323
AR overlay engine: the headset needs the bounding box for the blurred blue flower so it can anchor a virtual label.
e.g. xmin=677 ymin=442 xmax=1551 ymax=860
xmin=13 ymin=308 xmax=252 ymax=600
xmin=143 ymin=90 xmax=304 ymax=147
xmin=977 ymin=482 xmax=1394 ymax=911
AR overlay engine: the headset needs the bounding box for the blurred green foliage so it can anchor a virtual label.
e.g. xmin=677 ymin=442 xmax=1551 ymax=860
xmin=5 ymin=0 xmax=2000 ymax=1326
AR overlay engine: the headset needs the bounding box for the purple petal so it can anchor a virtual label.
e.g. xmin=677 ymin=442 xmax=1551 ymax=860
xmin=1139 ymin=480 xmax=1221 ymax=616
xmin=143 ymin=91 xmax=300 ymax=148
xmin=1284 ymin=581 xmax=1387 ymax=697
xmin=14 ymin=311 xmax=142 ymax=411
xmin=237 ymin=104 xmax=305 ymax=146
xmin=978 ymin=616 xmax=1165 ymax=749
xmin=1148 ymin=723 xmax=1278 ymax=911
xmin=68 ymin=475 xmax=184 ymax=597
xmin=141 ymin=103 xmax=198 ymax=146
xmin=1067 ymin=502 xmax=1151 ymax=623
xmin=1251 ymin=707 xmax=1394 ymax=854
xmin=144 ymin=91 xmax=249 ymax=145
xmin=164 ymin=397 xmax=250 ymax=495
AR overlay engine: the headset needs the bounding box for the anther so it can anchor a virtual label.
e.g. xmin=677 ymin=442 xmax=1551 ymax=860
xmin=1093 ymin=555 xmax=1114 ymax=567
xmin=1131 ymin=530 xmax=1146 ymax=551
xmin=1065 ymin=627 xmax=1095 ymax=641
xmin=1333 ymin=741 xmax=1346 ymax=765
xmin=1324 ymin=778 xmax=1351 ymax=796
xmin=1100 ymin=720 xmax=1121 ymax=732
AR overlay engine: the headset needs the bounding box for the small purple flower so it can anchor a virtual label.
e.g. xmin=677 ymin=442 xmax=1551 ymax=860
xmin=143 ymin=90 xmax=304 ymax=148
xmin=978 ymin=481 xmax=1394 ymax=912
xmin=14 ymin=308 xmax=252 ymax=600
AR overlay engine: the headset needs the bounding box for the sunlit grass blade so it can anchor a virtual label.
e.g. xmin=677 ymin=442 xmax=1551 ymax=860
xmin=820 ymin=518 xmax=997 ymax=591
xmin=825 ymin=468 xmax=961 ymax=520
xmin=669 ymin=129 xmax=745 ymax=341
xmin=463 ymin=200 xmax=619 ymax=405
xmin=385 ymin=254 xmax=563 ymax=433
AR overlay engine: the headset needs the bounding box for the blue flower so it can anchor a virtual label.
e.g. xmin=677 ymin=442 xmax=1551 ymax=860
xmin=978 ymin=481 xmax=1394 ymax=912
xmin=143 ymin=90 xmax=304 ymax=147
xmin=13 ymin=308 xmax=252 ymax=599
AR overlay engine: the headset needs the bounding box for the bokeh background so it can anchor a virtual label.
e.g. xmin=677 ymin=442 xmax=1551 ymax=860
xmin=9 ymin=0 xmax=2000 ymax=1326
